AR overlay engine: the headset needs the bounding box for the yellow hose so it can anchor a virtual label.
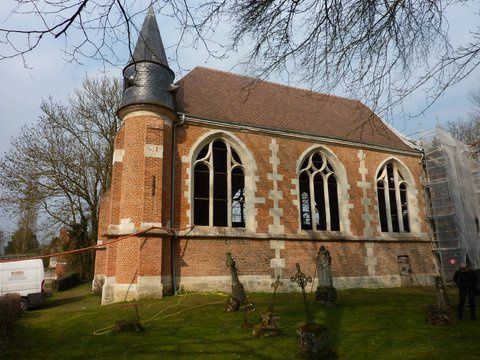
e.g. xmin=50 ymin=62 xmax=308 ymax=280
xmin=93 ymin=292 xmax=228 ymax=336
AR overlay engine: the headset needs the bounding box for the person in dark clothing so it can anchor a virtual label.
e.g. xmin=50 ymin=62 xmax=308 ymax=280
xmin=453 ymin=263 xmax=477 ymax=320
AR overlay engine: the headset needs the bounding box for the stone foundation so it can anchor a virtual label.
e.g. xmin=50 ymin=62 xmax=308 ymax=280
xmin=179 ymin=273 xmax=434 ymax=293
xmin=97 ymin=235 xmax=437 ymax=305
xmin=92 ymin=274 xmax=105 ymax=294
xmin=101 ymin=276 xmax=166 ymax=305
xmin=99 ymin=273 xmax=435 ymax=304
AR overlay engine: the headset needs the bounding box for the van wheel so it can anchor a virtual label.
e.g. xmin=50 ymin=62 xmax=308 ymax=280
xmin=19 ymin=298 xmax=29 ymax=311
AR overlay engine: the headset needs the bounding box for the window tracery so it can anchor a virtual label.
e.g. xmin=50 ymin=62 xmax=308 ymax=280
xmin=299 ymin=151 xmax=340 ymax=231
xmin=193 ymin=139 xmax=245 ymax=227
xmin=376 ymin=161 xmax=410 ymax=233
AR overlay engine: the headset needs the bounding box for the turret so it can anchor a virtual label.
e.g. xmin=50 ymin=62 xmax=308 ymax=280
xmin=118 ymin=6 xmax=176 ymax=115
xmin=97 ymin=8 xmax=177 ymax=304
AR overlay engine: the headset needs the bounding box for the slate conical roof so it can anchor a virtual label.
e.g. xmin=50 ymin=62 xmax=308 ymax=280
xmin=118 ymin=7 xmax=176 ymax=113
xmin=132 ymin=6 xmax=169 ymax=66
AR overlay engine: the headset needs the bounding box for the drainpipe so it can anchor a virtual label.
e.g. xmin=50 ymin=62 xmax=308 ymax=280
xmin=170 ymin=112 xmax=186 ymax=294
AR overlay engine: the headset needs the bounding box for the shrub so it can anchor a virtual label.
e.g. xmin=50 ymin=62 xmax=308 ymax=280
xmin=0 ymin=293 xmax=21 ymax=351
xmin=57 ymin=272 xmax=81 ymax=292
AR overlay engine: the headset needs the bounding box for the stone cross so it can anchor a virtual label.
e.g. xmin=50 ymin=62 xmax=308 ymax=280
xmin=271 ymin=276 xmax=282 ymax=302
xmin=435 ymin=276 xmax=450 ymax=310
xmin=225 ymin=252 xmax=247 ymax=311
xmin=290 ymin=263 xmax=314 ymax=325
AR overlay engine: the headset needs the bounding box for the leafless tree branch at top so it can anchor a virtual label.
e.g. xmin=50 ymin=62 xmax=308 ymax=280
xmin=1 ymin=1 xmax=480 ymax=116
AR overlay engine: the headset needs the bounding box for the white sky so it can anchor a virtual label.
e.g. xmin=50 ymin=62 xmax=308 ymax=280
xmin=0 ymin=1 xmax=479 ymax=239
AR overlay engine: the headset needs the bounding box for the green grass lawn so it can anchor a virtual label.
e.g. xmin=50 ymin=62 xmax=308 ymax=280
xmin=3 ymin=284 xmax=480 ymax=359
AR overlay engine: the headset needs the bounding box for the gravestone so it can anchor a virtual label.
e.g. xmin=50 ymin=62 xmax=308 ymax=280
xmin=426 ymin=275 xmax=452 ymax=325
xmin=114 ymin=304 xmax=143 ymax=332
xmin=253 ymin=277 xmax=281 ymax=337
xmin=315 ymin=246 xmax=337 ymax=305
xmin=225 ymin=252 xmax=247 ymax=312
xmin=291 ymin=263 xmax=329 ymax=358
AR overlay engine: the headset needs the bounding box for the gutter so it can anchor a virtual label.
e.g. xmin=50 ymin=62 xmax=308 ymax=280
xmin=170 ymin=112 xmax=186 ymax=294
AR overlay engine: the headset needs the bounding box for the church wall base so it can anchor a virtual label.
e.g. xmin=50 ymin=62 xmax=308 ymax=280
xmin=178 ymin=273 xmax=435 ymax=293
xmin=99 ymin=273 xmax=435 ymax=305
xmin=92 ymin=274 xmax=105 ymax=294
xmin=100 ymin=276 xmax=166 ymax=305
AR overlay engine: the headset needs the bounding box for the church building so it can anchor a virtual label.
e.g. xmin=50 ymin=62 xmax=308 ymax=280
xmin=93 ymin=9 xmax=437 ymax=304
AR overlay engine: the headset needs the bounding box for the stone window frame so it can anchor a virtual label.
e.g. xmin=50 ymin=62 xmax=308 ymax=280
xmin=193 ymin=139 xmax=245 ymax=227
xmin=295 ymin=145 xmax=351 ymax=234
xmin=186 ymin=130 xmax=259 ymax=232
xmin=374 ymin=157 xmax=421 ymax=234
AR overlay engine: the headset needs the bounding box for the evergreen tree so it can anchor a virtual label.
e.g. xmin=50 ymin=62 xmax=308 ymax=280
xmin=4 ymin=227 xmax=39 ymax=255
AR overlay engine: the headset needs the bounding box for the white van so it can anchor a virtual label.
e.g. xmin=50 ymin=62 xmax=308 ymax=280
xmin=0 ymin=259 xmax=45 ymax=310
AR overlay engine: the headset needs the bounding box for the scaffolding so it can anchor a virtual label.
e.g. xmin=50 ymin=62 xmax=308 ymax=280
xmin=421 ymin=128 xmax=480 ymax=282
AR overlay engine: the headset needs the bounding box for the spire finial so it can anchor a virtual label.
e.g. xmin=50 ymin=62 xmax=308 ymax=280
xmin=132 ymin=6 xmax=169 ymax=66
xmin=147 ymin=2 xmax=155 ymax=16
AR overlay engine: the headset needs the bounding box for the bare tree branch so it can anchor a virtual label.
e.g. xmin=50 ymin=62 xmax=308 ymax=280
xmin=0 ymin=76 xmax=122 ymax=246
xmin=1 ymin=1 xmax=480 ymax=116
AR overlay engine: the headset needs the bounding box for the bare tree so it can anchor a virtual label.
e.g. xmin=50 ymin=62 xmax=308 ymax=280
xmin=447 ymin=86 xmax=480 ymax=155
xmin=0 ymin=1 xmax=209 ymax=67
xmin=447 ymin=116 xmax=480 ymax=148
xmin=1 ymin=1 xmax=479 ymax=115
xmin=0 ymin=76 xmax=122 ymax=252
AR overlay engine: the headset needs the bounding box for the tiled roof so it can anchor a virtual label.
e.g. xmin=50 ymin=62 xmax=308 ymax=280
xmin=175 ymin=67 xmax=411 ymax=151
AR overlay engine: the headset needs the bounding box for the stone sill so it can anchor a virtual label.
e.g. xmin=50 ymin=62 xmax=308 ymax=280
xmin=178 ymin=226 xmax=430 ymax=242
xmin=103 ymin=224 xmax=430 ymax=242
xmin=104 ymin=227 xmax=172 ymax=237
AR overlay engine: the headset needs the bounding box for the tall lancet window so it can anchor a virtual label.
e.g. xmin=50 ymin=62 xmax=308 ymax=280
xmin=376 ymin=162 xmax=410 ymax=233
xmin=193 ymin=139 xmax=245 ymax=228
xmin=299 ymin=151 xmax=340 ymax=231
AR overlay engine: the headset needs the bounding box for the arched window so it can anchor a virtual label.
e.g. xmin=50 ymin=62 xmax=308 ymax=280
xmin=193 ymin=139 xmax=245 ymax=227
xmin=376 ymin=161 xmax=410 ymax=233
xmin=299 ymin=151 xmax=340 ymax=231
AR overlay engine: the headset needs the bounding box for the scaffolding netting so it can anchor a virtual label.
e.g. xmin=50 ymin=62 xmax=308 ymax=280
xmin=421 ymin=128 xmax=480 ymax=281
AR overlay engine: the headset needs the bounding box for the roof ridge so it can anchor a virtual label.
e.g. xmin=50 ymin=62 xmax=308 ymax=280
xmin=188 ymin=66 xmax=361 ymax=104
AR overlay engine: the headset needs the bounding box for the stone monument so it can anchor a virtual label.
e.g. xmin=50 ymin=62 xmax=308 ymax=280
xmin=114 ymin=304 xmax=143 ymax=332
xmin=225 ymin=252 xmax=247 ymax=312
xmin=315 ymin=246 xmax=337 ymax=305
xmin=291 ymin=263 xmax=329 ymax=358
xmin=253 ymin=276 xmax=281 ymax=337
xmin=426 ymin=275 xmax=452 ymax=325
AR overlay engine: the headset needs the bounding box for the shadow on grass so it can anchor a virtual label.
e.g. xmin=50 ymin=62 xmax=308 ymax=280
xmin=324 ymin=301 xmax=340 ymax=359
xmin=149 ymin=338 xmax=275 ymax=359
xmin=41 ymin=295 xmax=87 ymax=309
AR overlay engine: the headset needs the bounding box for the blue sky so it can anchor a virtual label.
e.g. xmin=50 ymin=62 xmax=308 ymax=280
xmin=0 ymin=1 xmax=479 ymax=239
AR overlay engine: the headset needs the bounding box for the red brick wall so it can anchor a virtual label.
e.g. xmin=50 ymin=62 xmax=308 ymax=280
xmin=95 ymin=114 xmax=435 ymax=292
xmin=105 ymin=241 xmax=117 ymax=277
xmin=172 ymin=239 xmax=435 ymax=280
xmin=109 ymin=127 xmax=124 ymax=226
xmin=174 ymin=124 xmax=427 ymax=236
xmin=174 ymin=239 xmax=272 ymax=277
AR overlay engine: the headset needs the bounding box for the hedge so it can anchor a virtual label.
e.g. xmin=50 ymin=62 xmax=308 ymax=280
xmin=57 ymin=272 xmax=81 ymax=292
xmin=0 ymin=293 xmax=21 ymax=351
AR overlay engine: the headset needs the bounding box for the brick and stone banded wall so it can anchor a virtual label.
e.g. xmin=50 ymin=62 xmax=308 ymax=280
xmin=173 ymin=238 xmax=436 ymax=292
xmin=175 ymin=124 xmax=428 ymax=237
xmin=100 ymin=235 xmax=173 ymax=305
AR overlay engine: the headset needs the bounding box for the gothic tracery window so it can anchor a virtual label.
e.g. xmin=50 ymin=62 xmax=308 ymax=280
xmin=193 ymin=139 xmax=245 ymax=227
xmin=376 ymin=161 xmax=410 ymax=233
xmin=299 ymin=151 xmax=340 ymax=231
